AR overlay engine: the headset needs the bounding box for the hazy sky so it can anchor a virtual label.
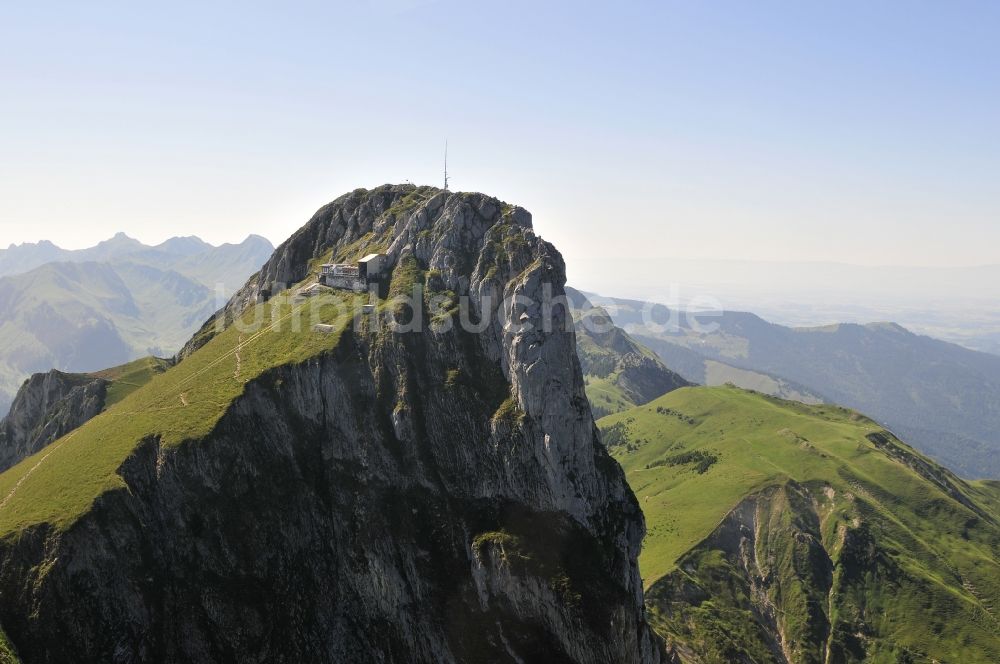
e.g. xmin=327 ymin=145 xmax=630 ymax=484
xmin=2 ymin=0 xmax=998 ymax=273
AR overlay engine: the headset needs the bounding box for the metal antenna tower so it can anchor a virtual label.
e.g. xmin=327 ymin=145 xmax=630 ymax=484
xmin=443 ymin=140 xmax=450 ymax=191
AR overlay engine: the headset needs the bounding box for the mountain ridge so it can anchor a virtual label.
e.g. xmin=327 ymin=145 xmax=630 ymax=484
xmin=0 ymin=233 xmax=273 ymax=278
xmin=567 ymin=288 xmax=690 ymax=418
xmin=0 ymin=184 xmax=668 ymax=663
xmin=601 ymin=385 xmax=1000 ymax=662
xmin=0 ymin=237 xmax=273 ymax=414
xmin=590 ymin=292 xmax=1000 ymax=478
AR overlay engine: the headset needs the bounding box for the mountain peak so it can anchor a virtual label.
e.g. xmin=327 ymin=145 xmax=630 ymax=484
xmin=865 ymin=321 xmax=912 ymax=335
xmin=107 ymin=232 xmax=136 ymax=242
xmin=4 ymin=239 xmax=59 ymax=251
xmin=237 ymin=234 xmax=274 ymax=250
xmin=0 ymin=184 xmax=665 ymax=662
xmin=154 ymin=235 xmax=212 ymax=256
xmin=181 ymin=184 xmax=535 ymax=356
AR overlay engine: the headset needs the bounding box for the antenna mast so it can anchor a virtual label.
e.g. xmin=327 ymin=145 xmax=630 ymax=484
xmin=443 ymin=140 xmax=450 ymax=191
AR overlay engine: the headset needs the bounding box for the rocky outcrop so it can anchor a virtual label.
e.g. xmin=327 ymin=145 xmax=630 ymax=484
xmin=0 ymin=370 xmax=107 ymax=472
xmin=0 ymin=185 xmax=668 ymax=663
xmin=645 ymin=479 xmax=936 ymax=663
xmin=648 ymin=483 xmax=837 ymax=664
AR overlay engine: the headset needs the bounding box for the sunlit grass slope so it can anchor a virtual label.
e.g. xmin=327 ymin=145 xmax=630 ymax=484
xmin=605 ymin=387 xmax=870 ymax=583
xmin=0 ymin=290 xmax=364 ymax=537
xmin=600 ymin=385 xmax=1000 ymax=661
xmin=582 ymin=376 xmax=635 ymax=418
xmin=602 ymin=386 xmax=1000 ymax=584
xmin=90 ymin=356 xmax=171 ymax=407
xmin=977 ymin=480 xmax=1000 ymax=511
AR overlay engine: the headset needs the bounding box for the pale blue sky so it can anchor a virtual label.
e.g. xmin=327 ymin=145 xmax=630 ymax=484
xmin=1 ymin=0 xmax=998 ymax=272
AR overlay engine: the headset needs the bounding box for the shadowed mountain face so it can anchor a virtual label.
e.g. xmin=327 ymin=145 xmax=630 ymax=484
xmin=566 ymin=288 xmax=689 ymax=418
xmin=593 ymin=293 xmax=1000 ymax=479
xmin=0 ymin=235 xmax=273 ymax=415
xmin=602 ymin=386 xmax=1000 ymax=663
xmin=0 ymin=185 xmax=667 ymax=663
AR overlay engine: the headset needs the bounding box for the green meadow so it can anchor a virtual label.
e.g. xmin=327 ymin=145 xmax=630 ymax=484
xmin=90 ymin=356 xmax=172 ymax=407
xmin=601 ymin=385 xmax=1000 ymax=661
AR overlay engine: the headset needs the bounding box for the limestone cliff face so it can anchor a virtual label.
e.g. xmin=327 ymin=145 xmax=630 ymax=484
xmin=0 ymin=185 xmax=668 ymax=663
xmin=0 ymin=370 xmax=107 ymax=472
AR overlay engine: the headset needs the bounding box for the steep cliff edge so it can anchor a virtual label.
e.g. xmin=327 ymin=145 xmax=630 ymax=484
xmin=0 ymin=358 xmax=170 ymax=473
xmin=0 ymin=185 xmax=667 ymax=663
xmin=0 ymin=370 xmax=108 ymax=473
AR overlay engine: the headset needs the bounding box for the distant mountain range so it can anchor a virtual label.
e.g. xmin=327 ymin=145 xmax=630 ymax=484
xmin=570 ymin=257 xmax=1000 ymax=355
xmin=0 ymin=233 xmax=273 ymax=286
xmin=0 ymin=234 xmax=273 ymax=413
xmin=585 ymin=291 xmax=1000 ymax=479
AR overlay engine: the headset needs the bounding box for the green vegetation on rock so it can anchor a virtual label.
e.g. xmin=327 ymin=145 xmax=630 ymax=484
xmin=0 ymin=626 xmax=19 ymax=664
xmin=601 ymin=385 xmax=1000 ymax=662
xmin=384 ymin=185 xmax=437 ymax=219
xmin=388 ymin=255 xmax=425 ymax=300
xmin=0 ymin=290 xmax=364 ymax=536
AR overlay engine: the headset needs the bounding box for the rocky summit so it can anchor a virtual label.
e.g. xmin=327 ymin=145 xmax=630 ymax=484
xmin=0 ymin=185 xmax=668 ymax=663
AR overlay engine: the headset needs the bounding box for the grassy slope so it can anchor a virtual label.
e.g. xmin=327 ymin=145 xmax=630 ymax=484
xmin=583 ymin=376 xmax=635 ymax=418
xmin=0 ymin=288 xmax=365 ymax=537
xmin=977 ymin=480 xmax=1000 ymax=509
xmin=90 ymin=356 xmax=172 ymax=407
xmin=601 ymin=387 xmax=872 ymax=583
xmin=600 ymin=386 xmax=1000 ymax=661
xmin=634 ymin=313 xmax=1000 ymax=478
